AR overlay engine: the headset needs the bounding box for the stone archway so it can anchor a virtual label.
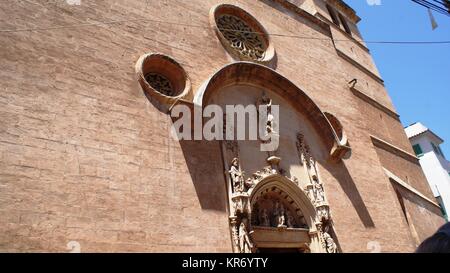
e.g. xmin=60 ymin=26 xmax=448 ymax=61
xmin=227 ymin=168 xmax=335 ymax=253
xmin=190 ymin=61 xmax=347 ymax=253
xmin=248 ymin=175 xmax=318 ymax=253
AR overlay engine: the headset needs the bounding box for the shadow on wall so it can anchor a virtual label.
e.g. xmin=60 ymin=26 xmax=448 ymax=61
xmin=322 ymin=161 xmax=376 ymax=228
xmin=178 ymin=138 xmax=228 ymax=212
xmin=259 ymin=0 xmax=331 ymax=37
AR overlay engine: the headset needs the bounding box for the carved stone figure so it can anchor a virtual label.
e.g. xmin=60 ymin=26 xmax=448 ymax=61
xmin=238 ymin=218 xmax=254 ymax=253
xmin=278 ymin=204 xmax=286 ymax=227
xmin=312 ymin=175 xmax=325 ymax=204
xmin=317 ymin=205 xmax=330 ymax=223
xmin=259 ymin=208 xmax=270 ymax=227
xmin=296 ymin=133 xmax=312 ymax=168
xmin=323 ymin=230 xmax=338 ymax=253
xmin=229 ymin=158 xmax=245 ymax=192
xmin=230 ymin=218 xmax=240 ymax=253
xmin=273 ymin=200 xmax=286 ymax=227
xmin=317 ymin=223 xmax=337 ymax=253
xmin=286 ymin=210 xmax=295 ymax=228
xmin=245 ymin=166 xmax=274 ymax=186
xmin=257 ymin=94 xmax=275 ymax=135
xmin=232 ymin=193 xmax=250 ymax=215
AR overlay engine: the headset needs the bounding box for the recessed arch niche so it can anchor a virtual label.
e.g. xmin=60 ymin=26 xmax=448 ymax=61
xmin=193 ymin=62 xmax=348 ymax=253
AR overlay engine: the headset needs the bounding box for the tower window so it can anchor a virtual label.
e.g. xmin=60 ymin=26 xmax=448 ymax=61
xmin=338 ymin=13 xmax=352 ymax=35
xmin=437 ymin=146 xmax=445 ymax=158
xmin=326 ymin=4 xmax=340 ymax=26
xmin=413 ymin=144 xmax=423 ymax=157
xmin=431 ymin=142 xmax=443 ymax=157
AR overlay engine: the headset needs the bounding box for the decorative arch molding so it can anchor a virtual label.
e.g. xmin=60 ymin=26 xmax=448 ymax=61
xmin=248 ymin=174 xmax=318 ymax=229
xmin=193 ymin=61 xmax=350 ymax=162
xmin=226 ymin=161 xmax=338 ymax=253
xmin=324 ymin=112 xmax=351 ymax=160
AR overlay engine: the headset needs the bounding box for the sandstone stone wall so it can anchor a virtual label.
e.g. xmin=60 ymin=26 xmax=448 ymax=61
xmin=0 ymin=0 xmax=443 ymax=252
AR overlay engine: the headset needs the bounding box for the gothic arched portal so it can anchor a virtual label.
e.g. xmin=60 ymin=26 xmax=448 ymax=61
xmin=192 ymin=62 xmax=349 ymax=253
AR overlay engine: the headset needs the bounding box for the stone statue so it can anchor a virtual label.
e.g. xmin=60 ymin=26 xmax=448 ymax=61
xmin=230 ymin=218 xmax=240 ymax=253
xmin=296 ymin=133 xmax=312 ymax=168
xmin=259 ymin=208 xmax=270 ymax=227
xmin=273 ymin=200 xmax=286 ymax=227
xmin=238 ymin=219 xmax=253 ymax=253
xmin=278 ymin=204 xmax=286 ymax=227
xmin=323 ymin=231 xmax=337 ymax=253
xmin=257 ymin=94 xmax=275 ymax=135
xmin=320 ymin=224 xmax=337 ymax=253
xmin=229 ymin=158 xmax=245 ymax=193
xmin=286 ymin=210 xmax=295 ymax=228
xmin=312 ymin=175 xmax=325 ymax=203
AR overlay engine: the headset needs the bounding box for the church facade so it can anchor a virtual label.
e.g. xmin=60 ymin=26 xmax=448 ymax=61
xmin=0 ymin=0 xmax=445 ymax=252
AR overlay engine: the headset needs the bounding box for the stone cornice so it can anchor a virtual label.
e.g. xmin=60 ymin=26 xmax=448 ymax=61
xmin=261 ymin=0 xmax=331 ymax=38
xmin=370 ymin=135 xmax=419 ymax=165
xmin=328 ymin=0 xmax=361 ymax=23
xmin=383 ymin=168 xmax=441 ymax=209
xmin=350 ymin=86 xmax=400 ymax=120
xmin=317 ymin=13 xmax=369 ymax=53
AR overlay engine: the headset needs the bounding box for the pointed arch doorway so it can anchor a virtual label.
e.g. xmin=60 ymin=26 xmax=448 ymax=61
xmin=193 ymin=61 xmax=350 ymax=253
xmin=247 ymin=174 xmax=321 ymax=253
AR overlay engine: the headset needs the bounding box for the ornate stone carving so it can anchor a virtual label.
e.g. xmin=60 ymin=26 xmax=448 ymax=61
xmin=144 ymin=72 xmax=174 ymax=96
xmin=259 ymin=208 xmax=270 ymax=227
xmin=231 ymin=192 xmax=250 ymax=215
xmin=317 ymin=205 xmax=330 ymax=223
xmin=324 ymin=231 xmax=338 ymax=253
xmin=257 ymin=94 xmax=275 ymax=135
xmin=312 ymin=175 xmax=326 ymax=205
xmin=229 ymin=158 xmax=245 ymax=193
xmin=296 ymin=133 xmax=313 ymax=168
xmin=245 ymin=165 xmax=273 ymax=186
xmin=320 ymin=225 xmax=338 ymax=253
xmin=229 ymin=217 xmax=240 ymax=253
xmin=286 ymin=210 xmax=295 ymax=228
xmin=273 ymin=200 xmax=286 ymax=228
xmin=266 ymin=156 xmax=281 ymax=174
xmin=216 ymin=14 xmax=266 ymax=61
xmin=135 ymin=53 xmax=190 ymax=105
xmin=238 ymin=218 xmax=254 ymax=253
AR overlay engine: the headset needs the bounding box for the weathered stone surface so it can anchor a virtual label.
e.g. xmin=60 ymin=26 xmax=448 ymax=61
xmin=0 ymin=0 xmax=443 ymax=252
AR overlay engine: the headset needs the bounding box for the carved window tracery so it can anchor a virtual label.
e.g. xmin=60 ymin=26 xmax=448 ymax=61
xmin=135 ymin=53 xmax=190 ymax=105
xmin=144 ymin=72 xmax=174 ymax=96
xmin=210 ymin=4 xmax=274 ymax=63
xmin=216 ymin=14 xmax=266 ymax=61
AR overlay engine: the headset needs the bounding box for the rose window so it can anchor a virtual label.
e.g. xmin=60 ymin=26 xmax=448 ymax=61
xmin=144 ymin=72 xmax=174 ymax=96
xmin=216 ymin=14 xmax=267 ymax=61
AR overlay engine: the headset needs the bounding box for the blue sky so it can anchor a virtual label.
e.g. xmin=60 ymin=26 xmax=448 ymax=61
xmin=344 ymin=0 xmax=450 ymax=158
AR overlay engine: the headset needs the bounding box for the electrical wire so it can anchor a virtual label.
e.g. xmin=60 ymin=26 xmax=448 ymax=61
xmin=412 ymin=0 xmax=450 ymax=16
xmin=0 ymin=17 xmax=449 ymax=45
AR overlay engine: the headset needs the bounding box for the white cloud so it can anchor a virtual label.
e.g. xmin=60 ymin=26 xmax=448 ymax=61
xmin=367 ymin=0 xmax=382 ymax=6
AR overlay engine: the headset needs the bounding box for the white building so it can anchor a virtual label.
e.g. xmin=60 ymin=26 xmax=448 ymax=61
xmin=405 ymin=122 xmax=450 ymax=221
